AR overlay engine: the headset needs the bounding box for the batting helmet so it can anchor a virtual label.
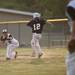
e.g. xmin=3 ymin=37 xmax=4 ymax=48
xmin=33 ymin=12 xmax=41 ymax=18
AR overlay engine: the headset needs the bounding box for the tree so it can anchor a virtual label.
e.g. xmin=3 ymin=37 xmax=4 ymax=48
xmin=0 ymin=0 xmax=68 ymax=18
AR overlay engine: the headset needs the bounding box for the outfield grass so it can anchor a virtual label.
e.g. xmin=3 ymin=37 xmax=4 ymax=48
xmin=0 ymin=48 xmax=67 ymax=75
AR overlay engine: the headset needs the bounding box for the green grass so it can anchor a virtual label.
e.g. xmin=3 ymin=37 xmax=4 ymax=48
xmin=0 ymin=48 xmax=67 ymax=75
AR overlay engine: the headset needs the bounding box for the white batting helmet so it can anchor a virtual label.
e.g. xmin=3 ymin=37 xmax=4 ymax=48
xmin=33 ymin=12 xmax=41 ymax=18
xmin=2 ymin=29 xmax=8 ymax=33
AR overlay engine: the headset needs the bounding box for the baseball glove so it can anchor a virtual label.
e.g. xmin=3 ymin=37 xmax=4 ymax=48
xmin=0 ymin=35 xmax=7 ymax=41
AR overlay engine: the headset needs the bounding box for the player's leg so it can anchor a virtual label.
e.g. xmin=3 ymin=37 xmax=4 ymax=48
xmin=11 ymin=42 xmax=19 ymax=59
xmin=12 ymin=45 xmax=19 ymax=59
xmin=6 ymin=47 xmax=9 ymax=59
xmin=6 ymin=45 xmax=12 ymax=60
xmin=6 ymin=43 xmax=19 ymax=60
xmin=31 ymin=39 xmax=36 ymax=57
xmin=31 ymin=33 xmax=37 ymax=57
xmin=35 ymin=34 xmax=43 ymax=58
xmin=36 ymin=40 xmax=43 ymax=58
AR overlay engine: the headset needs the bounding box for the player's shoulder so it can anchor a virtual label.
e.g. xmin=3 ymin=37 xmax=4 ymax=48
xmin=7 ymin=33 xmax=12 ymax=37
xmin=29 ymin=19 xmax=35 ymax=24
xmin=40 ymin=17 xmax=46 ymax=24
xmin=40 ymin=17 xmax=46 ymax=21
xmin=33 ymin=17 xmax=45 ymax=22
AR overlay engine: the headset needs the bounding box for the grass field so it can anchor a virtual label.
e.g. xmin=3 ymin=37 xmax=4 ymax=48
xmin=0 ymin=48 xmax=67 ymax=75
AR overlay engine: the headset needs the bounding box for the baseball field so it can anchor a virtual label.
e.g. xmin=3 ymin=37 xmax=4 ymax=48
xmin=0 ymin=48 xmax=66 ymax=75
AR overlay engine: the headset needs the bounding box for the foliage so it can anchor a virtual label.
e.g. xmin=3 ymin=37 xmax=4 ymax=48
xmin=0 ymin=0 xmax=68 ymax=18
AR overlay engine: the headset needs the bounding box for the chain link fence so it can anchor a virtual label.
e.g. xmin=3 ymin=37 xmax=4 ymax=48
xmin=0 ymin=20 xmax=69 ymax=48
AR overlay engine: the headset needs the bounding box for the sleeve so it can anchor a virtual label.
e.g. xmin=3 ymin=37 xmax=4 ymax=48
xmin=27 ymin=20 xmax=33 ymax=27
xmin=7 ymin=34 xmax=13 ymax=40
xmin=43 ymin=19 xmax=46 ymax=24
xmin=41 ymin=18 xmax=46 ymax=25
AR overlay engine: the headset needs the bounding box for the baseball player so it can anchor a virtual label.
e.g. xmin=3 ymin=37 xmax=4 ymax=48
xmin=66 ymin=0 xmax=75 ymax=75
xmin=0 ymin=29 xmax=19 ymax=60
xmin=66 ymin=0 xmax=75 ymax=39
xmin=27 ymin=13 xmax=46 ymax=58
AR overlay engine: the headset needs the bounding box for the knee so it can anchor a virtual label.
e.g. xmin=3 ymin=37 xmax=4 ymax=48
xmin=31 ymin=40 xmax=35 ymax=46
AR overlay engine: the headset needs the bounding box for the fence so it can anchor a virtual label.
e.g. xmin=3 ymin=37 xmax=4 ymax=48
xmin=0 ymin=18 xmax=69 ymax=48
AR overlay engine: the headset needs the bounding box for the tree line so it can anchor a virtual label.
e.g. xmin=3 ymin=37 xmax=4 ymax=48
xmin=0 ymin=0 xmax=68 ymax=18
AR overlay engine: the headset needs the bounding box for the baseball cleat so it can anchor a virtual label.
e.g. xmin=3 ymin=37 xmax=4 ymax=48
xmin=38 ymin=53 xmax=43 ymax=58
xmin=6 ymin=58 xmax=10 ymax=60
xmin=14 ymin=51 xmax=17 ymax=59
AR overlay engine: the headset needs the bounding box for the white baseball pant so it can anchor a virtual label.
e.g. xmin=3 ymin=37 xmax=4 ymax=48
xmin=31 ymin=33 xmax=42 ymax=56
xmin=6 ymin=39 xmax=19 ymax=59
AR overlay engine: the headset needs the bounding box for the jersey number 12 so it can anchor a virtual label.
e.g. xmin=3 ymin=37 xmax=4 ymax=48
xmin=33 ymin=23 xmax=40 ymax=30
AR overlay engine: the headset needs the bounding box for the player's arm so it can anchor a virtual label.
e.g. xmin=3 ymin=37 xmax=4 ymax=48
xmin=7 ymin=34 xmax=13 ymax=43
xmin=41 ymin=18 xmax=53 ymax=27
xmin=0 ymin=35 xmax=6 ymax=47
xmin=27 ymin=20 xmax=33 ymax=27
xmin=44 ymin=18 xmax=54 ymax=27
xmin=68 ymin=39 xmax=75 ymax=54
xmin=0 ymin=35 xmax=6 ymax=42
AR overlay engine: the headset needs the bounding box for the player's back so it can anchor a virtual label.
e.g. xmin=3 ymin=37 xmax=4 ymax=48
xmin=31 ymin=17 xmax=46 ymax=33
